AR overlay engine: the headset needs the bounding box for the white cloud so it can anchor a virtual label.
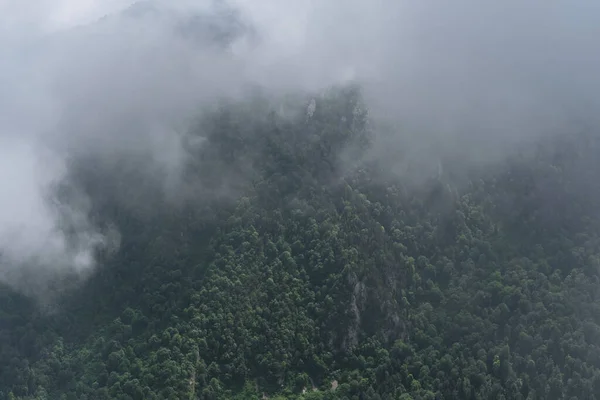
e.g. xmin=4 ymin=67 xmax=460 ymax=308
xmin=0 ymin=0 xmax=135 ymax=35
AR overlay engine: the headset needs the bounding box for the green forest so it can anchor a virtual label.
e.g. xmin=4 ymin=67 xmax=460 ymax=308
xmin=3 ymin=85 xmax=600 ymax=400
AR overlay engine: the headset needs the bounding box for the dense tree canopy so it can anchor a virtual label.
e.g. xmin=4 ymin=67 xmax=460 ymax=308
xmin=2 ymin=86 xmax=600 ymax=400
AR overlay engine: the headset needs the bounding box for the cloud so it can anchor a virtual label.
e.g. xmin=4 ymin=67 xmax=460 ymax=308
xmin=0 ymin=0 xmax=134 ymax=35
xmin=232 ymin=1 xmax=600 ymax=141
xmin=1 ymin=0 xmax=600 ymax=296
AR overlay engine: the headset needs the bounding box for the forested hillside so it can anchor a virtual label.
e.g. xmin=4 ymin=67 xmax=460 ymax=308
xmin=3 ymin=86 xmax=600 ymax=400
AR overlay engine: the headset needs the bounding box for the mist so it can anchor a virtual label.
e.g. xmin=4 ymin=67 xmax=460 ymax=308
xmin=1 ymin=0 xmax=600 ymax=296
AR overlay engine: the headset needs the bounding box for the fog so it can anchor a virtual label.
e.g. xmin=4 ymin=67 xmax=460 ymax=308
xmin=1 ymin=0 xmax=600 ymax=296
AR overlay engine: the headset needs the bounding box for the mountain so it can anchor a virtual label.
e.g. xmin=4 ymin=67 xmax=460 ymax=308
xmin=2 ymin=82 xmax=600 ymax=400
xmin=117 ymin=0 xmax=254 ymax=48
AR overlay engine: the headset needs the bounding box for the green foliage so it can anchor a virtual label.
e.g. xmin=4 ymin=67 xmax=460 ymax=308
xmin=3 ymin=86 xmax=600 ymax=400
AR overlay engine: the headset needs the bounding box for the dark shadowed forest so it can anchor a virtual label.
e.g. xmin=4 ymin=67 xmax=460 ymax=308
xmin=3 ymin=1 xmax=600 ymax=400
xmin=3 ymin=86 xmax=600 ymax=399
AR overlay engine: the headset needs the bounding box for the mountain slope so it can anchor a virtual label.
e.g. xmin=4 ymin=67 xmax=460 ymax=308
xmin=2 ymin=87 xmax=600 ymax=400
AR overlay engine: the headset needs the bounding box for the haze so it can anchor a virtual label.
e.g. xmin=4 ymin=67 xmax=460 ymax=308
xmin=1 ymin=0 xmax=599 ymax=296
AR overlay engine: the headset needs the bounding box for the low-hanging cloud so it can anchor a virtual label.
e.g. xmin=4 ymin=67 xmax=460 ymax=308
xmin=1 ymin=0 xmax=600 ymax=296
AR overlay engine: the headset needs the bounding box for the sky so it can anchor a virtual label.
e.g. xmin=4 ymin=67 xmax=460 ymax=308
xmin=1 ymin=0 xmax=600 ymax=297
